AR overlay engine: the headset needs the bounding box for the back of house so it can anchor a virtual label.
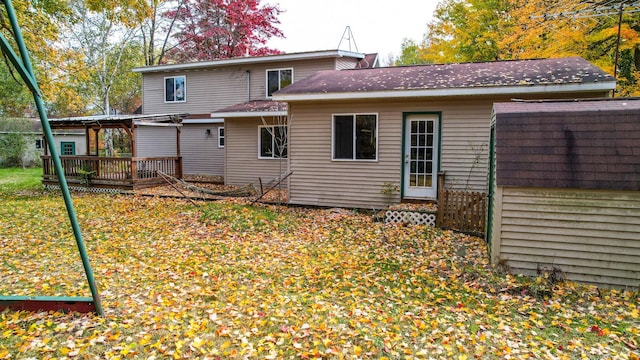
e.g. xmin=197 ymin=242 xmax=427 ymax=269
xmin=273 ymin=57 xmax=615 ymax=209
xmin=133 ymin=50 xmax=379 ymax=181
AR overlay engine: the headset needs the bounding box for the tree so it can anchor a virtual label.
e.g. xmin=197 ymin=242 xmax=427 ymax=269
xmin=421 ymin=0 xmax=511 ymax=63
xmin=140 ymin=0 xmax=186 ymax=65
xmin=0 ymin=63 xmax=33 ymax=117
xmin=0 ymin=0 xmax=73 ymax=116
xmin=64 ymin=2 xmax=142 ymax=116
xmin=402 ymin=0 xmax=640 ymax=95
xmin=166 ymin=0 xmax=284 ymax=62
xmin=393 ymin=38 xmax=430 ymax=66
xmin=0 ymin=118 xmax=32 ymax=168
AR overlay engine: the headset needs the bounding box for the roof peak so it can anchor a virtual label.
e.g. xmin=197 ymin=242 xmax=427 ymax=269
xmin=133 ymin=50 xmax=369 ymax=73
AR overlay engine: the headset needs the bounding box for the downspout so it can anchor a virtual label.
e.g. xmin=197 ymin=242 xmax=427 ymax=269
xmin=246 ymin=70 xmax=251 ymax=102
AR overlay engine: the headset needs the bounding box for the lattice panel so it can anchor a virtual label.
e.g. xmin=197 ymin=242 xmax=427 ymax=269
xmin=385 ymin=210 xmax=436 ymax=226
xmin=44 ymin=184 xmax=123 ymax=194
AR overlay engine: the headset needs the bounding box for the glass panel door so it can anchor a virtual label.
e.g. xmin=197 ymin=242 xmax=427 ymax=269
xmin=403 ymin=115 xmax=438 ymax=198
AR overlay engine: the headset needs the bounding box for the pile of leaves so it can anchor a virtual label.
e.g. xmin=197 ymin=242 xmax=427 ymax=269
xmin=0 ymin=193 xmax=638 ymax=359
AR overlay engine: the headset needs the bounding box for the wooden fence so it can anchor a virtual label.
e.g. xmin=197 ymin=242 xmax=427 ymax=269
xmin=437 ymin=188 xmax=487 ymax=236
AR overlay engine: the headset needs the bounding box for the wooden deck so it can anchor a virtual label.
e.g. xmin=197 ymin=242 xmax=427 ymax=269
xmin=42 ymin=156 xmax=182 ymax=190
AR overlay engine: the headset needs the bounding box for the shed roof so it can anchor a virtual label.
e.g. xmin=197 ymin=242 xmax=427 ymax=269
xmin=49 ymin=114 xmax=187 ymax=129
xmin=273 ymin=57 xmax=615 ymax=101
xmin=493 ymin=98 xmax=640 ymax=191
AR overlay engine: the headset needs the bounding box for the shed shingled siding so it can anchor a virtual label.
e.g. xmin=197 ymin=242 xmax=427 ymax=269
xmin=225 ymin=117 xmax=289 ymax=187
xmin=495 ymin=187 xmax=640 ymax=288
xmin=181 ymin=124 xmax=224 ymax=176
xmin=495 ymin=106 xmax=640 ymax=191
xmin=141 ymin=58 xmax=339 ymax=115
xmin=135 ymin=127 xmax=178 ymax=157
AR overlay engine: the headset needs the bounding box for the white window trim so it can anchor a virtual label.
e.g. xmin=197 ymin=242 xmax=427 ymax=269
xmin=258 ymin=125 xmax=287 ymax=159
xmin=331 ymin=113 xmax=379 ymax=162
xmin=217 ymin=127 xmax=225 ymax=148
xmin=265 ymin=68 xmax=293 ymax=98
xmin=164 ymin=75 xmax=187 ymax=103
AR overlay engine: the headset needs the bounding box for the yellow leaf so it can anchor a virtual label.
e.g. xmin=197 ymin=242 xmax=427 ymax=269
xmin=139 ymin=334 xmax=152 ymax=346
xmin=354 ymin=345 xmax=362 ymax=356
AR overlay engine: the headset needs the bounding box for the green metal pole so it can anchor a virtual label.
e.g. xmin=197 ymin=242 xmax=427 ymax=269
xmin=3 ymin=0 xmax=103 ymax=315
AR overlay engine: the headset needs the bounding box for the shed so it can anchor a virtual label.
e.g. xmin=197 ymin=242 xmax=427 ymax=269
xmin=488 ymin=98 xmax=640 ymax=288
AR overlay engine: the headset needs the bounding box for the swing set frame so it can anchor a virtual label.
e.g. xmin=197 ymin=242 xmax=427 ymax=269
xmin=0 ymin=0 xmax=103 ymax=315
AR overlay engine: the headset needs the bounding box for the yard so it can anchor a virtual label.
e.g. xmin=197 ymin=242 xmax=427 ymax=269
xmin=0 ymin=169 xmax=638 ymax=359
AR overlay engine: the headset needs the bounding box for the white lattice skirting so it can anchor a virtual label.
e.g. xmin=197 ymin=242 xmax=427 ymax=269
xmin=44 ymin=184 xmax=124 ymax=194
xmin=385 ymin=210 xmax=436 ymax=226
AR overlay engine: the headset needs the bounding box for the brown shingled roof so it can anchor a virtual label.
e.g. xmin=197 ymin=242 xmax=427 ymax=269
xmin=494 ymin=98 xmax=640 ymax=191
xmin=355 ymin=53 xmax=379 ymax=69
xmin=274 ymin=57 xmax=614 ymax=97
xmin=211 ymin=100 xmax=287 ymax=117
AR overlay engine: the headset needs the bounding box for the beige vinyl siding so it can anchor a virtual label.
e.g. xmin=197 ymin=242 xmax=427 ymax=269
xmin=142 ymin=69 xmax=248 ymax=114
xmin=54 ymin=133 xmax=86 ymax=155
xmin=181 ymin=124 xmax=224 ymax=176
xmin=335 ymin=57 xmax=359 ymax=70
xmin=288 ymin=99 xmax=503 ymax=208
xmin=141 ymin=58 xmax=339 ymax=114
xmin=252 ymin=58 xmax=338 ymax=99
xmin=225 ymin=117 xmax=289 ymax=186
xmin=135 ymin=126 xmax=179 ymax=157
xmin=494 ymin=187 xmax=640 ymax=288
xmin=288 ymin=92 xmax=611 ymax=209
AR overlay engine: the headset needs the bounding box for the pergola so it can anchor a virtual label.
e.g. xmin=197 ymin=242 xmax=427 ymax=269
xmin=42 ymin=113 xmax=187 ymax=190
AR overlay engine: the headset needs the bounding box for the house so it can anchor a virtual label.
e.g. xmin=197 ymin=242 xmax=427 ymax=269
xmin=488 ymin=98 xmax=640 ymax=288
xmin=133 ymin=50 xmax=379 ymax=182
xmin=272 ymin=57 xmax=616 ymax=209
xmin=42 ymin=114 xmax=185 ymax=191
xmin=0 ymin=118 xmax=44 ymax=167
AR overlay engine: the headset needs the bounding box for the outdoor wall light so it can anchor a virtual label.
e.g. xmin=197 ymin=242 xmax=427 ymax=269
xmin=206 ymin=129 xmax=211 ymax=136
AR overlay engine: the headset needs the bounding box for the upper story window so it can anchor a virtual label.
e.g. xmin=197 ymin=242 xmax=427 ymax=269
xmin=266 ymin=68 xmax=292 ymax=97
xmin=165 ymin=75 xmax=186 ymax=102
xmin=332 ymin=114 xmax=378 ymax=161
xmin=259 ymin=125 xmax=287 ymax=159
xmin=218 ymin=127 xmax=224 ymax=148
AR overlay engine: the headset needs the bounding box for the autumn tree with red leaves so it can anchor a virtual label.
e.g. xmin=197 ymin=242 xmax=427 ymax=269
xmin=165 ymin=0 xmax=284 ymax=62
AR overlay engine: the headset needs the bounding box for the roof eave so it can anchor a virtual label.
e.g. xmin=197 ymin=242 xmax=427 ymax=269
xmin=134 ymin=50 xmax=366 ymax=73
xmin=210 ymin=111 xmax=288 ymax=118
xmin=273 ymin=82 xmax=617 ymax=101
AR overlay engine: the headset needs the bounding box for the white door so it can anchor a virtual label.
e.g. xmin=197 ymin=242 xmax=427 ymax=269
xmin=403 ymin=114 xmax=439 ymax=198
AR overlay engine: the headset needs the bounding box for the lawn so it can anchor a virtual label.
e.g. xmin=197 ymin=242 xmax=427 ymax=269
xmin=0 ymin=189 xmax=638 ymax=359
xmin=0 ymin=167 xmax=41 ymax=193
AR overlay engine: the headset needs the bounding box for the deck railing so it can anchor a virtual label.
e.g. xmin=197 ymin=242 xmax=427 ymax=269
xmin=42 ymin=156 xmax=182 ymax=187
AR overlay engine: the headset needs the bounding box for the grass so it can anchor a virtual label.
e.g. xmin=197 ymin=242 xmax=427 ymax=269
xmin=0 ymin=192 xmax=638 ymax=359
xmin=0 ymin=167 xmax=41 ymax=193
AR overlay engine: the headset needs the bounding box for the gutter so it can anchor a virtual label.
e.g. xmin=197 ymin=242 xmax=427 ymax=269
xmin=273 ymin=82 xmax=617 ymax=102
xmin=211 ymin=111 xmax=288 ymax=118
xmin=133 ymin=50 xmax=366 ymax=73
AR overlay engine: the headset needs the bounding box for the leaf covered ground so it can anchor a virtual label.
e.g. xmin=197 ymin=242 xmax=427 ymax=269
xmin=0 ymin=192 xmax=638 ymax=359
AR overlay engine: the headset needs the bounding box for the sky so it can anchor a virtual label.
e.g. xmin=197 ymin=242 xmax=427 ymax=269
xmin=266 ymin=0 xmax=438 ymax=65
